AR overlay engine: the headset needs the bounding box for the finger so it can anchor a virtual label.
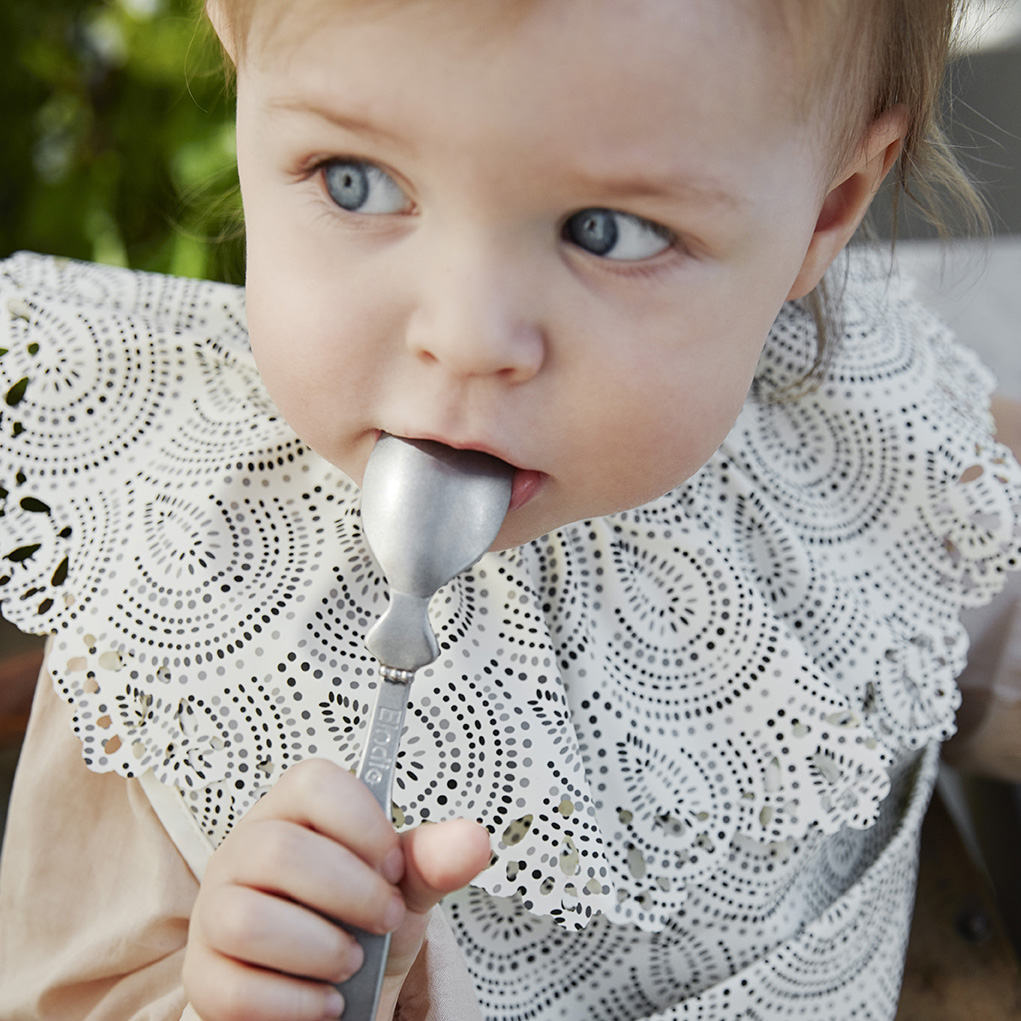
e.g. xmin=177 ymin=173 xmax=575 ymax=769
xmin=219 ymin=819 xmax=405 ymax=935
xmin=196 ymin=883 xmax=365 ymax=984
xmin=398 ymin=818 xmax=492 ymax=915
xmin=252 ymin=760 xmax=402 ymax=872
xmin=184 ymin=950 xmax=345 ymax=1021
xmin=382 ymin=820 xmax=492 ymax=986
xmin=241 ymin=759 xmax=401 ymax=876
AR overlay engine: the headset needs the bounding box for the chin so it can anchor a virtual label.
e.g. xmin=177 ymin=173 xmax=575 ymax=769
xmin=489 ymin=497 xmax=603 ymax=551
xmin=490 ymin=509 xmax=566 ymax=551
xmin=490 ymin=523 xmax=545 ymax=552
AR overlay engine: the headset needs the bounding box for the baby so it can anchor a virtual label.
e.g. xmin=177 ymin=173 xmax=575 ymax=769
xmin=1 ymin=1 xmax=1019 ymax=1020
xmin=194 ymin=5 xmax=911 ymax=1013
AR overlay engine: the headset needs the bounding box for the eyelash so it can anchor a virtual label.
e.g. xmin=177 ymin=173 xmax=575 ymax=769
xmin=577 ymin=250 xmax=683 ymax=284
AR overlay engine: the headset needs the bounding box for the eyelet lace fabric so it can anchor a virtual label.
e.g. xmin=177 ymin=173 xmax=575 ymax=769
xmin=1 ymin=251 xmax=1019 ymax=1018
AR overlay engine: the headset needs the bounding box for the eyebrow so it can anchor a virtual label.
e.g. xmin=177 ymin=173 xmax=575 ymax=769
xmin=269 ymin=97 xmax=409 ymax=148
xmin=565 ymin=168 xmax=744 ymax=211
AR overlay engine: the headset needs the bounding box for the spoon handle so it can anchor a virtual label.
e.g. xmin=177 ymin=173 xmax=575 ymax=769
xmin=333 ymin=667 xmax=414 ymax=1020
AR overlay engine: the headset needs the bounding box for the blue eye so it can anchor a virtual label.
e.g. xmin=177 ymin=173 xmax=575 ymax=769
xmin=322 ymin=161 xmax=408 ymax=213
xmin=564 ymin=208 xmax=673 ymax=261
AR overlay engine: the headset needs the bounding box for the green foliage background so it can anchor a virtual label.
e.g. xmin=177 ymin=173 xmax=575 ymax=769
xmin=0 ymin=0 xmax=243 ymax=283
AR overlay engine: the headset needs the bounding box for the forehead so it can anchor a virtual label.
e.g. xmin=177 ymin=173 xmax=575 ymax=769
xmin=226 ymin=0 xmax=864 ymax=157
xmin=231 ymin=0 xmax=855 ymax=74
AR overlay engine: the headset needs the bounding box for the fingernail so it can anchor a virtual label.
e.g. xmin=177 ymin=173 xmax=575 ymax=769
xmin=383 ymin=892 xmax=405 ymax=932
xmin=324 ymin=989 xmax=344 ymax=1019
xmin=382 ymin=846 xmax=404 ymax=885
xmin=344 ymin=939 xmax=365 ymax=976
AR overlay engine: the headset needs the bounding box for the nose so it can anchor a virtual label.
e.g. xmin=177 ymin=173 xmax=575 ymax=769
xmin=404 ymin=250 xmax=546 ymax=384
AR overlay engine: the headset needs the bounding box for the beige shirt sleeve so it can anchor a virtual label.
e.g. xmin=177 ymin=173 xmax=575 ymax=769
xmin=395 ymin=909 xmax=484 ymax=1021
xmin=0 ymin=669 xmax=195 ymax=1020
xmin=0 ymin=666 xmax=482 ymax=1021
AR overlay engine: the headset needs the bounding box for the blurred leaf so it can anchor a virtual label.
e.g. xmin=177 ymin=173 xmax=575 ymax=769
xmin=0 ymin=0 xmax=242 ymax=283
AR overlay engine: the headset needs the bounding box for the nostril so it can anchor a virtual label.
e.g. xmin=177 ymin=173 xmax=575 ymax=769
xmin=407 ymin=328 xmax=545 ymax=382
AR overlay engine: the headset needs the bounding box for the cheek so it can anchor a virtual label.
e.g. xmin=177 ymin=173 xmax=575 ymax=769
xmin=582 ymin=302 xmax=771 ymax=505
xmin=570 ymin=355 xmax=753 ymax=515
xmin=244 ymin=283 xmax=320 ymax=407
xmin=238 ymin=166 xmax=398 ymax=388
xmin=242 ymin=278 xmax=364 ymax=460
xmin=243 ymin=253 xmax=395 ymax=400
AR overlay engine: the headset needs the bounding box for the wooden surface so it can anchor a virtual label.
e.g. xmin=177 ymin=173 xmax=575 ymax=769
xmin=896 ymin=794 xmax=1021 ymax=1019
xmin=0 ymin=630 xmax=45 ymax=843
xmin=0 ymin=647 xmax=41 ymax=744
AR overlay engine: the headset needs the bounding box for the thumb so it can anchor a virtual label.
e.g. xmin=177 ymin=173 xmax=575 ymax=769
xmin=398 ymin=818 xmax=492 ymax=915
xmin=379 ymin=819 xmax=491 ymax=996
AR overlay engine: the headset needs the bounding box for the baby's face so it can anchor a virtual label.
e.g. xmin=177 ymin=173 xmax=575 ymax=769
xmin=232 ymin=0 xmax=835 ymax=549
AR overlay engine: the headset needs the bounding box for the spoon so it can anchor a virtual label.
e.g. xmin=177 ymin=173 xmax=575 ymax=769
xmin=335 ymin=433 xmax=513 ymax=1019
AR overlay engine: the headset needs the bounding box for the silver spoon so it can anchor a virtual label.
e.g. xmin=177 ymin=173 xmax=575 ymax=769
xmin=335 ymin=433 xmax=513 ymax=1019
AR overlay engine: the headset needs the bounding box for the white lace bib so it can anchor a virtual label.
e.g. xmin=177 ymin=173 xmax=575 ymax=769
xmin=1 ymin=251 xmax=1019 ymax=1017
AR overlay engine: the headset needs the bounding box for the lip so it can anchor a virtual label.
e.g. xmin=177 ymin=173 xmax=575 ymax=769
xmin=377 ymin=429 xmax=546 ymax=512
xmin=508 ymin=467 xmax=545 ymax=511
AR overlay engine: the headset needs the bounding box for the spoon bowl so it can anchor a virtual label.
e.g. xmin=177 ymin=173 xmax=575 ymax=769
xmin=360 ymin=434 xmax=514 ymax=670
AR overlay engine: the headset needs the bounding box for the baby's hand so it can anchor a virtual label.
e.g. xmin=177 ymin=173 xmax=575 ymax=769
xmin=182 ymin=759 xmax=491 ymax=1021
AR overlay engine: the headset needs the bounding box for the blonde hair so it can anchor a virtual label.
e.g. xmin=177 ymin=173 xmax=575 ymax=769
xmin=807 ymin=0 xmax=989 ymax=246
xmin=764 ymin=0 xmax=990 ymax=391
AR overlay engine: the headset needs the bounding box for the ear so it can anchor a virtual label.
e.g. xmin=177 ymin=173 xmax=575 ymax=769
xmin=786 ymin=105 xmax=909 ymax=301
xmin=205 ymin=0 xmax=238 ymax=64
